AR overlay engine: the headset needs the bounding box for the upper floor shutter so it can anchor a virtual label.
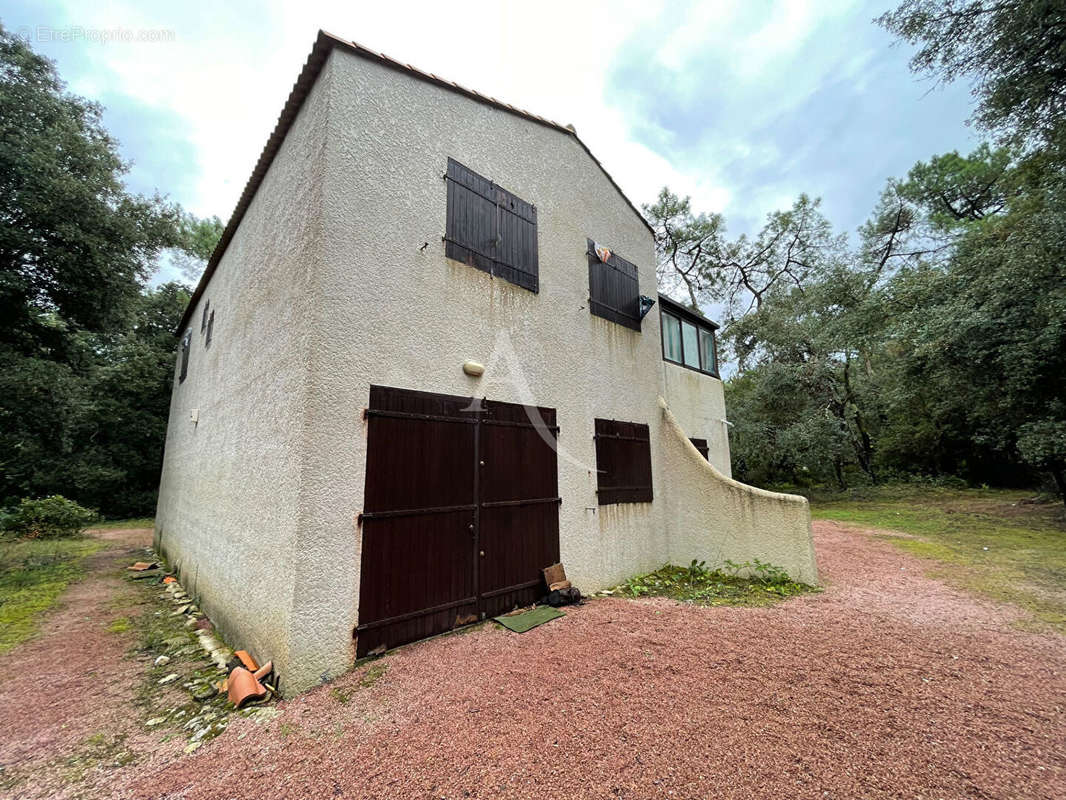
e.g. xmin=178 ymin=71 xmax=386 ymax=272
xmin=587 ymin=239 xmax=641 ymax=331
xmin=445 ymin=158 xmax=538 ymax=292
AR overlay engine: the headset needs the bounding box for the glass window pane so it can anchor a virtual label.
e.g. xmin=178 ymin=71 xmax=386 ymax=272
xmin=662 ymin=313 xmax=682 ymax=361
xmin=682 ymin=321 xmax=700 ymax=368
xmin=700 ymin=328 xmax=716 ymax=374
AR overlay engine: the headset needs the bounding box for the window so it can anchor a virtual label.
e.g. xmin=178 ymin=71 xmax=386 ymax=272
xmin=179 ymin=331 xmax=191 ymax=383
xmin=689 ymin=438 xmax=709 ymax=460
xmin=682 ymin=320 xmax=700 ymax=368
xmin=699 ymin=328 xmax=716 ymax=375
xmin=594 ymin=418 xmax=653 ymax=504
xmin=201 ymin=299 xmax=210 ymax=333
xmin=659 ymin=297 xmax=720 ymax=377
xmin=205 ymin=310 xmax=215 ymax=348
xmin=444 ymin=158 xmax=538 ymax=292
xmin=587 ymin=239 xmax=642 ymax=331
xmin=663 ymin=312 xmax=682 ymax=361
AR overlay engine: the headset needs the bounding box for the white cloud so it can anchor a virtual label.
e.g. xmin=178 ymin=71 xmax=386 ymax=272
xmin=13 ymin=0 xmax=973 ymax=250
xmin=24 ymin=0 xmax=723 ymax=225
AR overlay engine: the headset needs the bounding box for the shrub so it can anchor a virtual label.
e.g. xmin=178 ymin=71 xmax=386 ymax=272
xmin=2 ymin=495 xmax=99 ymax=539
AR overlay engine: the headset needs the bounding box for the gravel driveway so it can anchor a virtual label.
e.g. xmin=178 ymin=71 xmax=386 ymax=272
xmin=6 ymin=522 xmax=1065 ymax=799
xmin=118 ymin=521 xmax=1065 ymax=800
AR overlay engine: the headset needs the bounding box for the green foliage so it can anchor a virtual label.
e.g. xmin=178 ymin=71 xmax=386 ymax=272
xmin=704 ymin=141 xmax=1066 ymax=499
xmin=2 ymin=495 xmax=99 ymax=538
xmin=617 ymin=558 xmax=814 ymax=607
xmin=702 ymin=2 xmax=1066 ymax=503
xmin=173 ymin=213 xmax=224 ymax=284
xmin=878 ymin=0 xmax=1066 ymax=151
xmin=645 ymin=189 xmax=842 ymax=323
xmin=0 ymin=28 xmax=211 ymax=517
xmin=0 ymin=536 xmax=103 ymax=652
xmin=0 ymin=25 xmax=181 ymax=346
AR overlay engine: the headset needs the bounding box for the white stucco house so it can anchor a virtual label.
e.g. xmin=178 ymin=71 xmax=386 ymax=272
xmin=156 ymin=31 xmax=818 ymax=695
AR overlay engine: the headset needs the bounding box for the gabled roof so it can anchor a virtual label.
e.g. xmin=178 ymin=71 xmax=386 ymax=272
xmin=178 ymin=30 xmax=654 ymax=333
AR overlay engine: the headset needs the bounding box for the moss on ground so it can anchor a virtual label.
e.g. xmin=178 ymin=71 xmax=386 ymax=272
xmin=810 ymin=486 xmax=1066 ymax=633
xmin=0 ymin=537 xmax=105 ymax=653
xmin=61 ymin=732 xmax=137 ymax=784
xmin=359 ymin=662 xmax=388 ymax=688
xmin=613 ymin=559 xmax=817 ymax=607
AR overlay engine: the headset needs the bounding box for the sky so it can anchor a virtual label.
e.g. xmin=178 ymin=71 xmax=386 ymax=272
xmin=1 ymin=0 xmax=979 ymax=285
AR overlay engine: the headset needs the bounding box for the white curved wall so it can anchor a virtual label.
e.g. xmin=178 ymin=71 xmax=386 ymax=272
xmin=659 ymin=399 xmax=818 ymax=585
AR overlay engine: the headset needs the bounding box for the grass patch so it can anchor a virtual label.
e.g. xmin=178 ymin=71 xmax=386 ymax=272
xmin=107 ymin=616 xmax=132 ymax=634
xmin=0 ymin=536 xmax=104 ymax=654
xmin=91 ymin=517 xmax=154 ymax=530
xmin=330 ymin=687 xmax=353 ymax=704
xmin=359 ymin=662 xmax=388 ymax=688
xmin=615 ymin=559 xmax=816 ymax=607
xmin=811 ymin=486 xmax=1066 ymax=632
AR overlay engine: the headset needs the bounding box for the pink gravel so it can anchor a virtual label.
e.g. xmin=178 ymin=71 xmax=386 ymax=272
xmin=4 ymin=522 xmax=1065 ymax=799
xmin=118 ymin=521 xmax=1065 ymax=800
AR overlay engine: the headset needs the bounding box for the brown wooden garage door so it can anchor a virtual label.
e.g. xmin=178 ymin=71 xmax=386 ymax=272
xmin=355 ymin=386 xmax=560 ymax=656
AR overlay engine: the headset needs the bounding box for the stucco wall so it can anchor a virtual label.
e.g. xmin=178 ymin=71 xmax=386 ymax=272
xmin=285 ymin=48 xmax=669 ymax=692
xmin=658 ymin=398 xmax=818 ymax=585
xmin=660 ymin=360 xmax=732 ymax=477
xmin=153 ymin=58 xmax=333 ymax=685
xmin=157 ymin=44 xmax=818 ymax=696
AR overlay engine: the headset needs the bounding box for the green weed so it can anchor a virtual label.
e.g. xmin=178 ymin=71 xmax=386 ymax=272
xmin=617 ymin=558 xmax=816 ymax=607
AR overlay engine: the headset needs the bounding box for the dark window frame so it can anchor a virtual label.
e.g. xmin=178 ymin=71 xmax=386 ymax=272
xmin=586 ymin=239 xmax=644 ymax=331
xmin=593 ymin=418 xmax=653 ymax=505
xmin=205 ymin=309 xmax=215 ymax=348
xmin=658 ymin=295 xmax=720 ymax=378
xmin=689 ymin=437 xmax=710 ymax=460
xmin=201 ymin=299 xmax=210 ymax=333
xmin=443 ymin=157 xmax=539 ymax=293
xmin=179 ymin=331 xmax=191 ymax=383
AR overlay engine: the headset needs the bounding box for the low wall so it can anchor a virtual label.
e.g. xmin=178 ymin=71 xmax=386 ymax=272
xmin=659 ymin=397 xmax=819 ymax=585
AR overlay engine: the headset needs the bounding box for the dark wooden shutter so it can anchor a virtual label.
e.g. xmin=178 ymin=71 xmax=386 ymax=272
xmin=201 ymin=300 xmax=210 ymax=333
xmin=587 ymin=239 xmax=640 ymax=330
xmin=445 ymin=158 xmax=538 ymax=292
xmin=493 ymin=184 xmax=538 ymax=292
xmin=594 ymin=418 xmax=653 ymax=504
xmin=689 ymin=438 xmax=709 ymax=460
xmin=179 ymin=332 xmax=191 ymax=383
xmin=205 ymin=310 xmax=215 ymax=348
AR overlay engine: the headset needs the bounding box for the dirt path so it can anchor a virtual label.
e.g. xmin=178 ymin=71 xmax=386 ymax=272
xmin=3 ymin=522 xmax=1065 ymax=799
xmin=0 ymin=527 xmax=187 ymax=799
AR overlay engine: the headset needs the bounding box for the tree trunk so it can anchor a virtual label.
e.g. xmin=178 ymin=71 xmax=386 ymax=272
xmin=1052 ymin=464 xmax=1066 ymax=508
xmin=834 ymin=459 xmax=847 ymax=491
xmin=842 ymin=356 xmax=877 ymax=482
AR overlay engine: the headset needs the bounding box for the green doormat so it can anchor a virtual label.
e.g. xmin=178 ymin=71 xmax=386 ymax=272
xmin=493 ymin=606 xmax=564 ymax=633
